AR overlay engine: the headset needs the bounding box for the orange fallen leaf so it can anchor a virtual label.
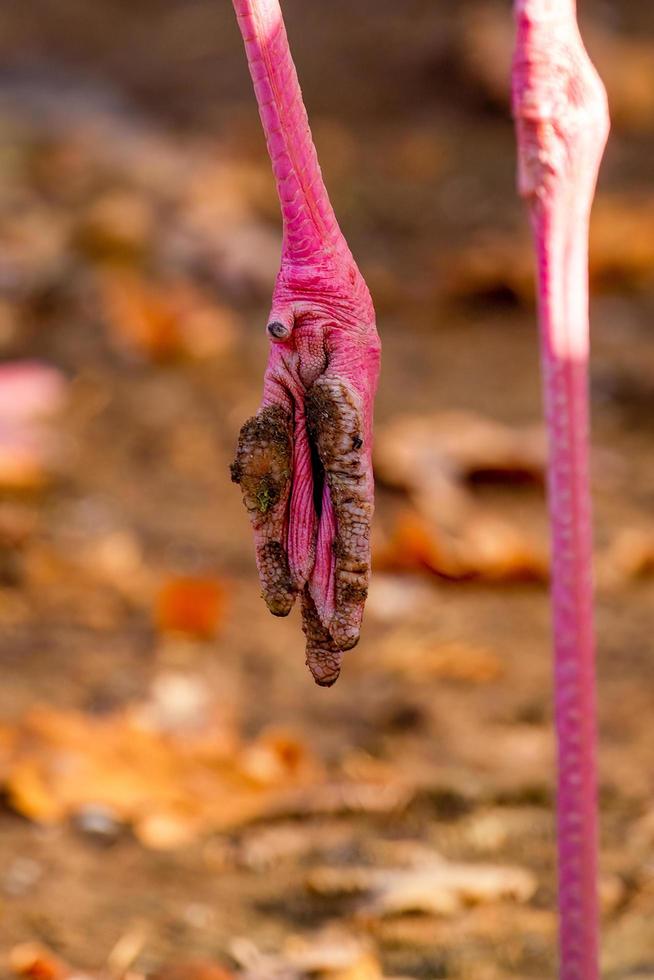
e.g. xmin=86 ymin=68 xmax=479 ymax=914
xmin=155 ymin=576 xmax=227 ymax=639
xmin=6 ymin=758 xmax=66 ymax=825
xmin=8 ymin=944 xmax=70 ymax=980
xmin=239 ymin=728 xmax=318 ymax=786
xmin=100 ymin=271 xmax=236 ymax=362
xmin=0 ymin=683 xmax=411 ymax=849
xmin=374 ymin=511 xmax=464 ymax=579
xmin=374 ymin=412 xmax=548 ymax=583
xmin=375 ymin=510 xmax=547 ymax=583
xmin=152 ymin=961 xmax=235 ymax=980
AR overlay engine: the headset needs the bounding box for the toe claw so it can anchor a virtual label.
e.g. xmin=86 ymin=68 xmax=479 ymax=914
xmin=301 ymin=587 xmax=343 ymax=687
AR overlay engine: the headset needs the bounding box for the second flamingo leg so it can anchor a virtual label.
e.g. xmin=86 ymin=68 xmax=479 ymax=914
xmin=512 ymin=1 xmax=609 ymax=976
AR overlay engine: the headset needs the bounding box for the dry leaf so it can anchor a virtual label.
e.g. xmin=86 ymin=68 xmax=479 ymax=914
xmin=152 ymin=961 xmax=235 ymax=980
xmin=284 ymin=929 xmax=382 ymax=980
xmin=106 ymin=922 xmax=149 ymax=976
xmin=238 ymin=729 xmax=317 ymax=786
xmin=0 ymin=685 xmax=411 ymax=847
xmin=442 ymin=194 xmax=654 ymax=301
xmin=374 ymin=412 xmax=547 ymax=582
xmin=308 ymin=852 xmax=537 ymax=917
xmin=231 ymin=930 xmax=384 ymax=980
xmin=376 ymin=510 xmax=547 ymax=583
xmin=376 ymin=411 xmax=545 ymax=509
xmin=100 ymin=271 xmax=236 ymax=361
xmin=8 ymin=944 xmax=70 ymax=980
xmin=155 ymin=576 xmax=227 ymax=639
xmin=374 ymin=511 xmax=464 ymax=579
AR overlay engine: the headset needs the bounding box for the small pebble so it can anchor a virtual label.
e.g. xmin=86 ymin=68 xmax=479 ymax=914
xmin=73 ymin=803 xmax=122 ymax=844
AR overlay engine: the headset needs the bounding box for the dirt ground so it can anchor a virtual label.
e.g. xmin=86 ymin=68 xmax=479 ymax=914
xmin=1 ymin=2 xmax=654 ymax=978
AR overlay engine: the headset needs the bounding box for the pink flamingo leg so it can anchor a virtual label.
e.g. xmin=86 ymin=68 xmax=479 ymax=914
xmin=512 ymin=1 xmax=609 ymax=975
xmin=230 ymin=0 xmax=381 ymax=685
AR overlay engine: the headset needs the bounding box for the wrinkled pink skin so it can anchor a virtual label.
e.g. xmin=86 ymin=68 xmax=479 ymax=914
xmin=513 ymin=1 xmax=609 ymax=976
xmin=262 ymin=261 xmax=379 ymax=621
xmin=231 ymin=0 xmax=380 ymax=685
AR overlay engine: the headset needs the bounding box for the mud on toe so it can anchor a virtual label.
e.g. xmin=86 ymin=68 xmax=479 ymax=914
xmin=231 ymin=404 xmax=295 ymax=615
xmin=306 ymin=377 xmax=372 ymax=648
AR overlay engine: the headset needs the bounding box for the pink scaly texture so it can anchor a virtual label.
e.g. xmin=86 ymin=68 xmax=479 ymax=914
xmin=233 ymin=0 xmax=347 ymax=262
xmin=513 ymin=1 xmax=609 ymax=977
xmin=230 ymin=0 xmax=380 ymax=686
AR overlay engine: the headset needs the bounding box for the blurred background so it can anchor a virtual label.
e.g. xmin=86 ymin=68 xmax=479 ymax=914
xmin=1 ymin=1 xmax=654 ymax=977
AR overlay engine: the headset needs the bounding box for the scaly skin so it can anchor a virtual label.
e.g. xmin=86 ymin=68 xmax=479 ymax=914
xmin=230 ymin=0 xmax=380 ymax=686
xmin=512 ymin=1 xmax=609 ymax=976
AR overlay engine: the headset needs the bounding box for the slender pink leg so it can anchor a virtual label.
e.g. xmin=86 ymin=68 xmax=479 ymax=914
xmin=512 ymin=1 xmax=609 ymax=975
xmin=230 ymin=0 xmax=380 ymax=685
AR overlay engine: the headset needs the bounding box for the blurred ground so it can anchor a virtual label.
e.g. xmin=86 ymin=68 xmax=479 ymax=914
xmin=1 ymin=1 xmax=654 ymax=978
